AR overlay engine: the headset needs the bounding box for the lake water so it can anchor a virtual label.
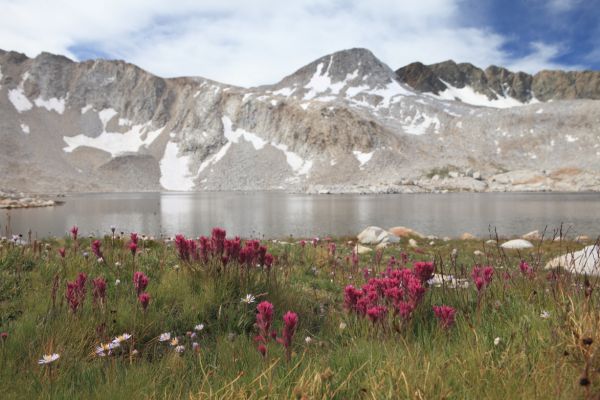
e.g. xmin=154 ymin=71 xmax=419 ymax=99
xmin=2 ymin=192 xmax=600 ymax=239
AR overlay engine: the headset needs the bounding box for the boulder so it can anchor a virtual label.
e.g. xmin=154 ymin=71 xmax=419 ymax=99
xmin=389 ymin=226 xmax=425 ymax=238
xmin=473 ymin=250 xmax=484 ymax=256
xmin=357 ymin=226 xmax=399 ymax=245
xmin=575 ymin=235 xmax=590 ymax=241
xmin=544 ymin=245 xmax=600 ymax=276
xmin=460 ymin=232 xmax=476 ymax=240
xmin=408 ymin=238 xmax=418 ymax=248
xmin=522 ymin=230 xmax=541 ymax=240
xmin=354 ymin=244 xmax=373 ymax=254
xmin=500 ymin=239 xmax=533 ymax=249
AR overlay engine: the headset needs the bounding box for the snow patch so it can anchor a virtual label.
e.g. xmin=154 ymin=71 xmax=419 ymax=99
xmin=221 ymin=116 xmax=312 ymax=175
xmin=197 ymin=142 xmax=232 ymax=174
xmin=20 ymin=123 xmax=30 ymax=134
xmin=536 ymin=108 xmax=544 ymax=114
xmin=99 ymin=108 xmax=118 ymax=129
xmin=159 ymin=141 xmax=195 ymax=191
xmin=403 ymin=111 xmax=441 ymax=135
xmin=435 ymin=80 xmax=533 ymax=108
xmin=62 ymin=123 xmax=164 ymax=157
xmin=119 ymin=118 xmax=132 ymax=126
xmin=353 ymin=150 xmax=374 ymax=168
xmin=272 ymin=87 xmax=296 ymax=97
xmin=566 ymin=135 xmax=579 ymax=143
xmin=8 ymin=88 xmax=33 ymax=112
xmin=81 ymin=104 xmax=93 ymax=114
xmin=34 ymin=96 xmax=65 ymax=114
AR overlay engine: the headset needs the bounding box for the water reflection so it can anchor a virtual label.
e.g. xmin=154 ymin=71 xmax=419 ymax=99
xmin=1 ymin=191 xmax=599 ymax=239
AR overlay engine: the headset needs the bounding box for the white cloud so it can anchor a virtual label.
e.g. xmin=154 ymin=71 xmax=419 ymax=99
xmin=0 ymin=0 xmax=581 ymax=86
xmin=546 ymin=0 xmax=582 ymax=13
xmin=506 ymin=42 xmax=584 ymax=73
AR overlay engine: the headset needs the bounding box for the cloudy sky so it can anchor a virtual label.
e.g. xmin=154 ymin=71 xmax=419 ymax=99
xmin=1 ymin=0 xmax=598 ymax=86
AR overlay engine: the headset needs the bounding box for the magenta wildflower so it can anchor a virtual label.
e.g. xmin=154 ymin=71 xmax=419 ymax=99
xmin=130 ymin=232 xmax=138 ymax=245
xmin=264 ymin=253 xmax=274 ymax=270
xmin=211 ymin=227 xmax=227 ymax=256
xmin=413 ymin=261 xmax=435 ymax=283
xmin=472 ymin=265 xmax=494 ymax=293
xmin=58 ymin=247 xmax=66 ymax=259
xmin=328 ymin=242 xmax=336 ymax=258
xmin=138 ymin=292 xmax=150 ymax=311
xmin=255 ymin=301 xmax=274 ymax=344
xmin=70 ymin=226 xmax=78 ymax=241
xmin=299 ymin=240 xmax=306 ymax=248
xmin=519 ymin=260 xmax=535 ymax=279
xmin=92 ymin=277 xmax=107 ymax=305
xmin=128 ymin=241 xmax=138 ymax=257
xmin=278 ymin=311 xmax=298 ymax=361
xmin=133 ymin=271 xmax=149 ymax=296
xmin=91 ymin=240 xmax=103 ymax=259
xmin=366 ymin=305 xmax=387 ymax=325
xmin=395 ymin=301 xmax=415 ymax=321
xmin=0 ymin=332 xmax=7 ymax=341
xmin=257 ymin=344 xmax=267 ymax=358
xmin=433 ymin=305 xmax=457 ymax=329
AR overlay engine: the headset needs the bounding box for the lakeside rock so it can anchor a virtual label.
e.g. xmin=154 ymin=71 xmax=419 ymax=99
xmin=500 ymin=239 xmax=534 ymax=249
xmin=0 ymin=189 xmax=57 ymax=209
xmin=544 ymin=245 xmax=600 ymax=276
xmin=522 ymin=230 xmax=541 ymax=240
xmin=357 ymin=226 xmax=400 ymax=245
xmin=388 ymin=226 xmax=425 ymax=238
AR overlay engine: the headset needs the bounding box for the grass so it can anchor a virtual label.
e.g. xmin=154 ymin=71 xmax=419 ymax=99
xmin=0 ymin=230 xmax=599 ymax=399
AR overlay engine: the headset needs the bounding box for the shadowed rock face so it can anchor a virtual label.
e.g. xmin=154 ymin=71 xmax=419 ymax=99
xmin=1 ymin=48 xmax=600 ymax=194
xmin=396 ymin=60 xmax=600 ymax=102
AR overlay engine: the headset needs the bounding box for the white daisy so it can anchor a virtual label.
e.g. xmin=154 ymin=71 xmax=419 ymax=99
xmin=158 ymin=332 xmax=171 ymax=342
xmin=305 ymin=336 xmax=313 ymax=344
xmin=540 ymin=310 xmax=550 ymax=319
xmin=194 ymin=324 xmax=205 ymax=332
xmin=38 ymin=353 xmax=60 ymax=364
xmin=339 ymin=322 xmax=347 ymax=331
xmin=175 ymin=345 xmax=185 ymax=353
xmin=241 ymin=294 xmax=256 ymax=304
xmin=494 ymin=337 xmax=501 ymax=346
xmin=112 ymin=333 xmax=131 ymax=344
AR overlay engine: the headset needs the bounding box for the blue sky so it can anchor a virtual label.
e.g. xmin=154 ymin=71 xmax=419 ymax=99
xmin=0 ymin=0 xmax=598 ymax=86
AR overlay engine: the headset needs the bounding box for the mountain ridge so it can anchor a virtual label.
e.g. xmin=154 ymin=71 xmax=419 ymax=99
xmin=1 ymin=47 xmax=600 ymax=194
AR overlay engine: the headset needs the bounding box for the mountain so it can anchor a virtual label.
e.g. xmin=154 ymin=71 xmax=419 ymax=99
xmin=396 ymin=60 xmax=600 ymax=106
xmin=1 ymin=47 xmax=600 ymax=194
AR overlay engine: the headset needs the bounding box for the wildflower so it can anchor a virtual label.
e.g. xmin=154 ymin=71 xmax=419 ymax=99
xmin=328 ymin=242 xmax=336 ymax=257
xmin=519 ymin=260 xmax=535 ymax=279
xmin=540 ymin=310 xmax=550 ymax=319
xmin=91 ymin=240 xmax=103 ymax=259
xmin=278 ymin=311 xmax=298 ymax=361
xmin=58 ymin=248 xmax=66 ymax=258
xmin=305 ymin=336 xmax=313 ymax=344
xmin=339 ymin=322 xmax=347 ymax=331
xmin=241 ymin=294 xmax=256 ymax=304
xmin=130 ymin=232 xmax=139 ymax=245
xmin=92 ymin=277 xmax=107 ymax=305
xmin=255 ymin=301 xmax=274 ymax=343
xmin=128 ymin=241 xmax=138 ymax=257
xmin=174 ymin=345 xmax=185 ymax=353
xmin=170 ymin=337 xmax=179 ymax=347
xmin=432 ymin=305 xmax=457 ymax=329
xmin=472 ymin=266 xmax=494 ymax=293
xmin=70 ymin=226 xmax=78 ymax=241
xmin=366 ymin=305 xmax=388 ymax=325
xmin=494 ymin=337 xmax=501 ymax=346
xmin=110 ymin=225 xmax=116 ymax=234
xmin=96 ymin=343 xmax=112 ymax=356
xmin=257 ymin=344 xmax=267 ymax=358
xmin=1 ymin=332 xmax=8 ymax=340
xmin=138 ymin=292 xmax=150 ymax=311
xmin=115 ymin=279 xmax=121 ymax=286
xmin=194 ymin=324 xmax=205 ymax=332
xmin=299 ymin=240 xmax=306 ymax=248
xmin=112 ymin=333 xmax=132 ymax=344
xmin=133 ymin=271 xmax=149 ymax=296
xmin=192 ymin=342 xmax=200 ymax=352
xmin=115 ymin=262 xmax=121 ymax=267
xmin=38 ymin=353 xmax=60 ymax=365
xmin=83 ymin=251 xmax=89 ymax=259
xmin=158 ymin=332 xmax=171 ymax=342
xmin=413 ymin=261 xmax=435 ymax=283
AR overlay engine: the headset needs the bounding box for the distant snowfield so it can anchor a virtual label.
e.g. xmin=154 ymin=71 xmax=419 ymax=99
xmin=217 ymin=116 xmax=313 ymax=175
xmin=62 ymin=108 xmax=163 ymax=157
xmin=433 ymin=80 xmax=538 ymax=109
xmin=34 ymin=96 xmax=65 ymax=114
xmin=8 ymin=88 xmax=33 ymax=112
xmin=353 ymin=150 xmax=373 ymax=168
xmin=160 ymin=141 xmax=195 ymax=191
